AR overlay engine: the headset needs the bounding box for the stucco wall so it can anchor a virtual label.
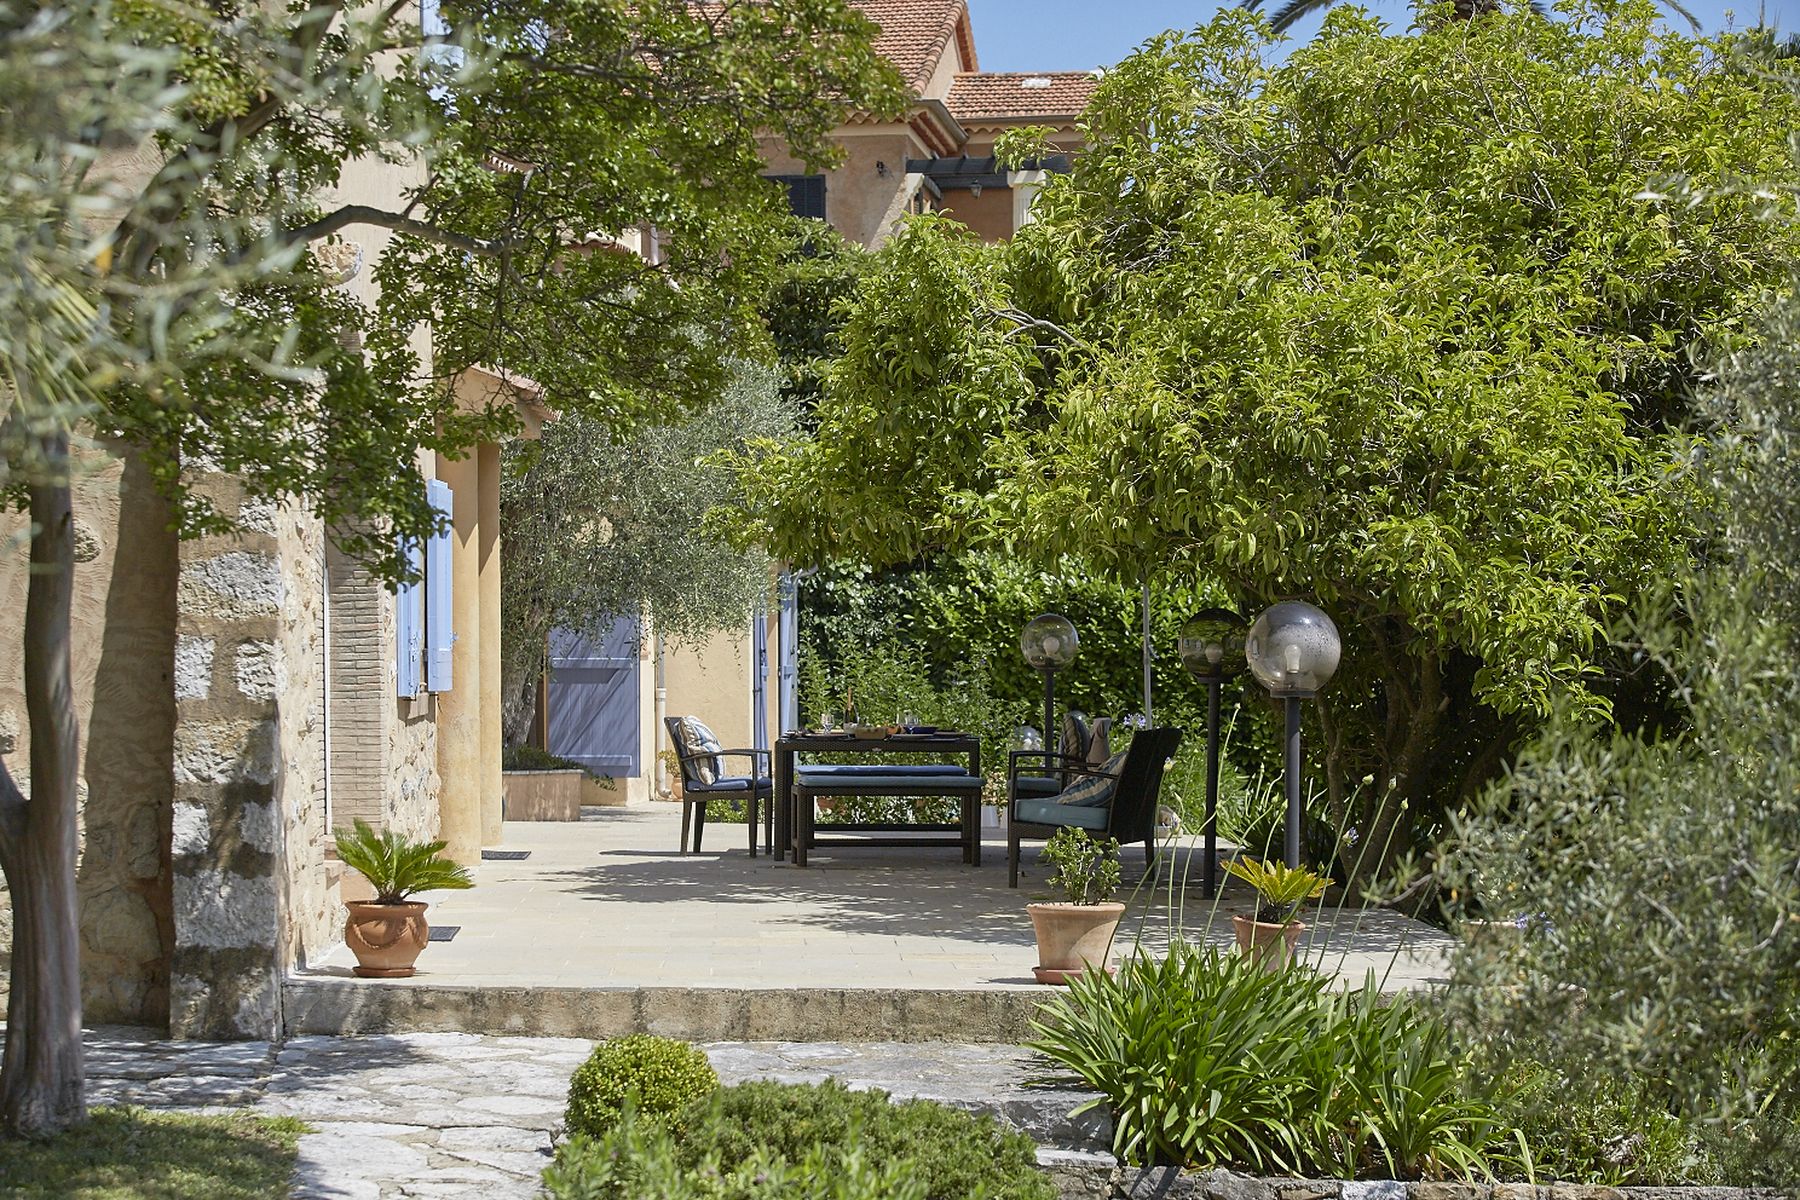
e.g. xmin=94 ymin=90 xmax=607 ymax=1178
xmin=761 ymin=128 xmax=924 ymax=248
xmin=939 ymin=184 xmax=1015 ymax=242
xmin=664 ymin=630 xmax=754 ymax=756
xmin=0 ymin=440 xmax=177 ymax=1026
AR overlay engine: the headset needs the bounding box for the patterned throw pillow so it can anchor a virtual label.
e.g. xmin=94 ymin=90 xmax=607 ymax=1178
xmin=1058 ymin=748 xmax=1127 ymax=808
xmin=1086 ymin=718 xmax=1113 ymax=767
xmin=677 ymin=717 xmax=725 ymax=785
xmin=1059 ymin=711 xmax=1091 ymax=763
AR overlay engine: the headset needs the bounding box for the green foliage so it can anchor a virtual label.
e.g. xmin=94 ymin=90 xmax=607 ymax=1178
xmin=791 ymin=634 xmax=1028 ymax=824
xmin=0 ymin=1107 xmax=307 ymax=1199
xmin=1041 ymin=828 xmax=1122 ymax=905
xmin=1492 ymin=1063 xmax=1722 ymax=1186
xmin=1222 ymin=857 xmax=1332 ymax=925
xmin=727 ymin=3 xmax=1800 ymax=884
xmin=500 ymin=360 xmax=793 ymax=738
xmin=1437 ymin=293 xmax=1800 ymax=1188
xmin=501 ymin=745 xmax=594 ymax=776
xmin=1030 ymin=943 xmax=1505 ymax=1178
xmin=543 ymin=1108 xmax=930 ymax=1200
xmin=676 ymin=1080 xmax=1056 ymax=1200
xmin=331 ymin=819 xmax=474 ymax=905
xmin=564 ymin=1036 xmax=719 ymax=1142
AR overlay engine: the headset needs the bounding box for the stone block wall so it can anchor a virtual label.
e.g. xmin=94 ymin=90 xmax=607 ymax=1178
xmin=0 ymin=442 xmax=177 ymax=1026
xmin=167 ymin=474 xmax=291 ymax=1040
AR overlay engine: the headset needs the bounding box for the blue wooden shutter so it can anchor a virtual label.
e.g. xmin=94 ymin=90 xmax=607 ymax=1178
xmin=425 ymin=479 xmax=454 ymax=692
xmin=396 ymin=531 xmax=424 ymax=697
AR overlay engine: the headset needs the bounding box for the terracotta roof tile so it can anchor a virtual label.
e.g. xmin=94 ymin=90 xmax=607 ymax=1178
xmin=848 ymin=0 xmax=970 ymax=92
xmin=945 ymin=71 xmax=1097 ymax=123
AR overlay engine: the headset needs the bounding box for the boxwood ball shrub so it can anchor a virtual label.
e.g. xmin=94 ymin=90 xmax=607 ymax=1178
xmin=564 ymin=1035 xmax=718 ymax=1140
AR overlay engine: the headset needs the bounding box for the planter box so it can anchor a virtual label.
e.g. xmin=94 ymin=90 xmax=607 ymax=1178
xmin=501 ymin=769 xmax=583 ymax=821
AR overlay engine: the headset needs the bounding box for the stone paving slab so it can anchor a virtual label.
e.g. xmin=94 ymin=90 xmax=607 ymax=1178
xmin=39 ymin=1026 xmax=1108 ymax=1200
xmin=303 ymin=805 xmax=1451 ymax=996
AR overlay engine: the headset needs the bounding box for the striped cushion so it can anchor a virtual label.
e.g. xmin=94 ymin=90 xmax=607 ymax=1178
xmin=1056 ymin=749 xmax=1127 ymax=807
xmin=675 ymin=716 xmax=725 ymax=785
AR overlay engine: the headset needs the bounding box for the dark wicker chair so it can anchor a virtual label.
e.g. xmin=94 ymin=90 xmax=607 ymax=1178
xmin=1006 ymin=726 xmax=1183 ymax=888
xmin=665 ymin=716 xmax=772 ymax=856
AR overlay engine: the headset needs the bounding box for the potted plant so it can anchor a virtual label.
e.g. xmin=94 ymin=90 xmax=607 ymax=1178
xmin=334 ymin=819 xmax=474 ymax=978
xmin=1224 ymin=855 xmax=1331 ymax=970
xmin=1028 ymin=827 xmax=1126 ymax=985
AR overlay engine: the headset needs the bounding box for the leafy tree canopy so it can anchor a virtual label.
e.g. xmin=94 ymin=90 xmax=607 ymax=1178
xmin=723 ymin=1 xmax=1800 ymax=878
xmin=48 ymin=0 xmax=904 ymax=576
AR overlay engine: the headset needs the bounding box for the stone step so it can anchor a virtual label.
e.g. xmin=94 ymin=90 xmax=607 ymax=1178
xmin=283 ymin=978 xmax=1055 ymax=1043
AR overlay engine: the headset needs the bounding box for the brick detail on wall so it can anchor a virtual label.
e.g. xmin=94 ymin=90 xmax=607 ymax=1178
xmin=325 ymin=543 xmax=390 ymax=831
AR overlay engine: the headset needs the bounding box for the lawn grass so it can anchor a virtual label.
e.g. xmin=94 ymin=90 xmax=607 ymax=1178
xmin=0 ymin=1107 xmax=306 ymax=1198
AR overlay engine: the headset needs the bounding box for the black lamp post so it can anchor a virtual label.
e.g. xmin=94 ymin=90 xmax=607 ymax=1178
xmin=1178 ymin=607 xmax=1246 ymax=898
xmin=1244 ymin=601 xmax=1342 ymax=868
xmin=1021 ymin=613 xmax=1079 ymax=745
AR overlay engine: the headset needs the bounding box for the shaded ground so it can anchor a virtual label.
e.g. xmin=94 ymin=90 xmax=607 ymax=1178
xmin=0 ymin=1107 xmax=304 ymax=1200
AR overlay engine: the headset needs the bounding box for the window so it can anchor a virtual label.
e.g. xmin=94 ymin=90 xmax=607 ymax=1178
xmin=425 ymin=479 xmax=454 ymax=692
xmin=397 ymin=480 xmax=455 ymax=696
xmin=766 ymin=174 xmax=827 ymax=221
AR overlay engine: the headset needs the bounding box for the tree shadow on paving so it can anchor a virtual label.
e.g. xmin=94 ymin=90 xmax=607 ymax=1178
xmin=536 ymin=838 xmax=1450 ymax=967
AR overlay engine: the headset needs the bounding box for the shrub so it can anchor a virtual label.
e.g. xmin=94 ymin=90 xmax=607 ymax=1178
xmin=543 ymin=1106 xmax=931 ymax=1200
xmin=1492 ymin=1063 xmax=1721 ymax=1186
xmin=564 ymin=1035 xmax=719 ymax=1141
xmin=1030 ymin=942 xmax=1504 ymax=1179
xmin=501 ymin=744 xmax=597 ymax=776
xmin=679 ymin=1080 xmax=1055 ymax=1200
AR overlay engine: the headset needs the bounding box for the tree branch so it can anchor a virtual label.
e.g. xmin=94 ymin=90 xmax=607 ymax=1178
xmin=280 ymin=205 xmax=507 ymax=258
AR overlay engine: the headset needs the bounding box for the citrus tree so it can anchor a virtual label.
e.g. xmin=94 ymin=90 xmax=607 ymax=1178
xmin=725 ymin=2 xmax=1800 ymax=885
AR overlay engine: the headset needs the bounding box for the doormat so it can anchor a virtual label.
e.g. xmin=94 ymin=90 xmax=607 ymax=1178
xmin=482 ymin=849 xmax=531 ymax=861
xmin=428 ymin=926 xmax=459 ymax=942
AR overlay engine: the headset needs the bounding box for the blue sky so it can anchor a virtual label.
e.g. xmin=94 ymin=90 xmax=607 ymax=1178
xmin=968 ymin=0 xmax=1800 ymax=72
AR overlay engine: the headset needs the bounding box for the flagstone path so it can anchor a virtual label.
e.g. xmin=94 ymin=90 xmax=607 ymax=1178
xmin=71 ymin=1025 xmax=1106 ymax=1199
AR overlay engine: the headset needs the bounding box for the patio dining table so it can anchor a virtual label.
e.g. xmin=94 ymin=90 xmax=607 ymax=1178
xmin=773 ymin=731 xmax=983 ymax=866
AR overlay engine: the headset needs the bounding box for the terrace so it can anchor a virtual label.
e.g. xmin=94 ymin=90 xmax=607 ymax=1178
xmin=292 ymin=802 xmax=1453 ymax=1042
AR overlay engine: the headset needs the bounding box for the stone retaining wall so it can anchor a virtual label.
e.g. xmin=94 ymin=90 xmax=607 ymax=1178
xmin=1036 ymin=1161 xmax=1791 ymax=1200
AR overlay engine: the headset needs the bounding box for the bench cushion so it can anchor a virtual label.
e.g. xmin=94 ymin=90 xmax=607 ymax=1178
xmin=1011 ymin=775 xmax=1062 ymax=799
xmin=796 ymin=772 xmax=982 ymax=793
xmin=689 ymin=775 xmax=771 ymax=794
xmin=797 ymin=764 xmax=967 ymax=776
xmin=1014 ymin=798 xmax=1111 ymax=831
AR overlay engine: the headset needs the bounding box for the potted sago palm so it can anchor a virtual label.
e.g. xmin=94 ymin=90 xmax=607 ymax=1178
xmin=1028 ymin=827 xmax=1126 ymax=985
xmin=1224 ymin=855 xmax=1331 ymax=971
xmin=334 ymin=819 xmax=475 ymax=978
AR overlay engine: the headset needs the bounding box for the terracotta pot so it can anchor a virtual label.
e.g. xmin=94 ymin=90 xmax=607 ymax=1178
xmin=1233 ymin=913 xmax=1304 ymax=971
xmin=344 ymin=900 xmax=430 ymax=978
xmin=1028 ymin=901 xmax=1125 ymax=985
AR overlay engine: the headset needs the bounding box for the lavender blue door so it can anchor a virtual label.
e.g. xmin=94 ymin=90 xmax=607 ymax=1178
xmin=546 ymin=618 xmax=641 ymax=777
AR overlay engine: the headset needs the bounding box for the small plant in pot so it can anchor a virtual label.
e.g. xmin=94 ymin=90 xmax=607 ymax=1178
xmin=1223 ymin=855 xmax=1330 ymax=971
xmin=335 ymin=819 xmax=474 ymax=978
xmin=1028 ymin=827 xmax=1125 ymax=985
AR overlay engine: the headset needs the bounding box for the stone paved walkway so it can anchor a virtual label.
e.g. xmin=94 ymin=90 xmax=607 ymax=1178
xmin=69 ymin=1025 xmax=1105 ymax=1199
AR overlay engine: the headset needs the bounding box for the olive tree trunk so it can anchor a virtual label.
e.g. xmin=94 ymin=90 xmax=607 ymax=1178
xmin=0 ymin=433 xmax=87 ymax=1137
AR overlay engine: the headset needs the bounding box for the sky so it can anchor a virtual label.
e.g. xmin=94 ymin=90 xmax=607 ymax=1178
xmin=967 ymin=0 xmax=1800 ymax=72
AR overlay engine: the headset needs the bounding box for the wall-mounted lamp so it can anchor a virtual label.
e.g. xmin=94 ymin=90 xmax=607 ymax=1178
xmin=876 ymin=160 xmax=889 ymax=178
xmin=969 ymin=182 xmax=983 ymax=198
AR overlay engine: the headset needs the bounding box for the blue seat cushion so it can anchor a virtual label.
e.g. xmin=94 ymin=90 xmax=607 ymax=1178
xmin=1011 ymin=775 xmax=1062 ymax=798
xmin=1014 ymin=798 xmax=1111 ymax=831
xmin=796 ymin=771 xmax=981 ymax=792
xmin=690 ymin=775 xmax=772 ymax=794
xmin=797 ymin=764 xmax=967 ymax=776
